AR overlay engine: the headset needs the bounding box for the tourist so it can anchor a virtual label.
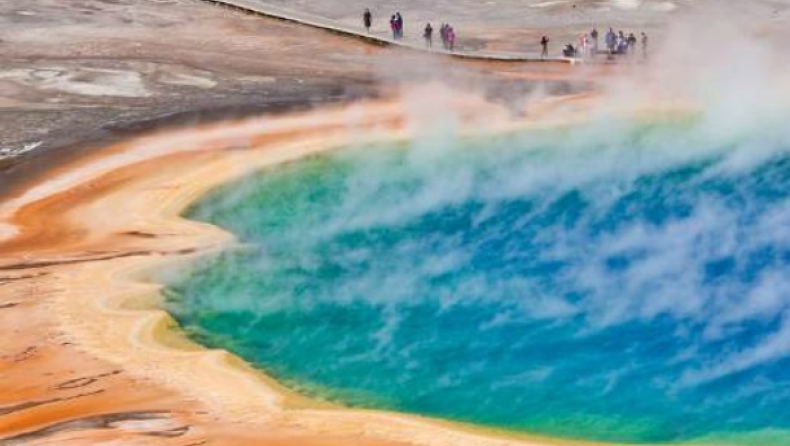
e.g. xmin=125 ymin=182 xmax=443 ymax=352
xmin=390 ymin=15 xmax=397 ymax=39
xmin=562 ymin=43 xmax=576 ymax=57
xmin=395 ymin=12 xmax=404 ymax=39
xmin=641 ymin=32 xmax=648 ymax=58
xmin=447 ymin=26 xmax=456 ymax=52
xmin=363 ymin=8 xmax=372 ymax=33
xmin=440 ymin=23 xmax=448 ymax=49
xmin=590 ymin=28 xmax=599 ymax=55
xmin=606 ymin=28 xmax=616 ymax=54
xmin=578 ymin=33 xmax=588 ymax=59
xmin=424 ymin=23 xmax=434 ymax=48
xmin=618 ymin=36 xmax=628 ymax=54
xmin=627 ymin=33 xmax=637 ymax=55
xmin=540 ymin=35 xmax=550 ymax=58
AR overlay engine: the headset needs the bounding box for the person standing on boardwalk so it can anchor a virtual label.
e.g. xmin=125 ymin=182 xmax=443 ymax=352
xmin=540 ymin=35 xmax=550 ymax=59
xmin=617 ymin=33 xmax=628 ymax=54
xmin=590 ymin=28 xmax=599 ymax=55
xmin=363 ymin=9 xmax=372 ymax=33
xmin=424 ymin=23 xmax=434 ymax=48
xmin=447 ymin=26 xmax=456 ymax=51
xmin=641 ymin=32 xmax=649 ymax=58
xmin=578 ymin=33 xmax=588 ymax=59
xmin=606 ymin=28 xmax=616 ymax=54
xmin=390 ymin=15 xmax=397 ymax=39
xmin=395 ymin=12 xmax=404 ymax=39
xmin=627 ymin=33 xmax=637 ymax=55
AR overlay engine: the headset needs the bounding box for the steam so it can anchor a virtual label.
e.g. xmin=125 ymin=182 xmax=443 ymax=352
xmin=168 ymin=3 xmax=790 ymax=438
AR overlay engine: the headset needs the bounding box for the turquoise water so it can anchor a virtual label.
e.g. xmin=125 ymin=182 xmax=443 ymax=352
xmin=167 ymin=120 xmax=790 ymax=445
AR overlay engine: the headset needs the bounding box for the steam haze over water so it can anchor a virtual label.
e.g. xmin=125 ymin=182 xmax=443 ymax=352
xmin=168 ymin=116 xmax=790 ymax=444
xmin=163 ymin=2 xmax=790 ymax=444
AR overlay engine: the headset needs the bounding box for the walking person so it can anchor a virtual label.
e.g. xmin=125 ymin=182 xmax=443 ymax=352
xmin=424 ymin=23 xmax=434 ymax=48
xmin=363 ymin=8 xmax=372 ymax=33
xmin=590 ymin=28 xmax=599 ymax=55
xmin=540 ymin=35 xmax=550 ymax=59
xmin=641 ymin=32 xmax=648 ymax=58
xmin=606 ymin=28 xmax=616 ymax=54
xmin=578 ymin=33 xmax=588 ymax=59
xmin=620 ymin=31 xmax=629 ymax=54
xmin=390 ymin=15 xmax=397 ymax=39
xmin=440 ymin=23 xmax=448 ymax=49
xmin=395 ymin=12 xmax=404 ymax=39
xmin=447 ymin=26 xmax=456 ymax=52
xmin=627 ymin=33 xmax=637 ymax=56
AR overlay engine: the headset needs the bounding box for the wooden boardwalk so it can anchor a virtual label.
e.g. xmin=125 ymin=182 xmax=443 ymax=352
xmin=201 ymin=0 xmax=576 ymax=63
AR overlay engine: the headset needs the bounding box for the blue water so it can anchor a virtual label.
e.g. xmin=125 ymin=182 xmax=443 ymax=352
xmin=167 ymin=121 xmax=790 ymax=445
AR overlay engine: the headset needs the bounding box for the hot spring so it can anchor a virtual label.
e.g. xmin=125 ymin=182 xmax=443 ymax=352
xmin=166 ymin=117 xmax=790 ymax=445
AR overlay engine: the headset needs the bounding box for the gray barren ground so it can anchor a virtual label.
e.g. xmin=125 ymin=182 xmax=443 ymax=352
xmin=0 ymin=0 xmax=384 ymax=179
xmin=0 ymin=0 xmax=609 ymax=192
xmin=0 ymin=0 xmax=599 ymax=188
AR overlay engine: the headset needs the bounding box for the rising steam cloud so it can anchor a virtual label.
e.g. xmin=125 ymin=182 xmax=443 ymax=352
xmin=168 ymin=5 xmax=790 ymax=443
